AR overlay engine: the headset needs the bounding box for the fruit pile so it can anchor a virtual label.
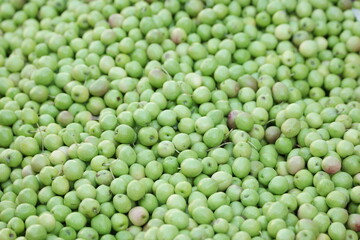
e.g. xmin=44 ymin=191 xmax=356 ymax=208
xmin=0 ymin=0 xmax=360 ymax=239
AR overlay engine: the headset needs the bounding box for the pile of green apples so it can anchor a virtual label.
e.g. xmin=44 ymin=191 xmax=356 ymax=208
xmin=0 ymin=0 xmax=360 ymax=239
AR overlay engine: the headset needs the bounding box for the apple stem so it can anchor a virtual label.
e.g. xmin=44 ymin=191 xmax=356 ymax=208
xmin=224 ymin=128 xmax=234 ymax=139
xmin=265 ymin=119 xmax=276 ymax=127
xmin=37 ymin=123 xmax=45 ymax=152
xmin=109 ymin=167 xmax=115 ymax=179
xmin=161 ymin=66 xmax=172 ymax=80
xmin=207 ymin=141 xmax=231 ymax=151
xmin=248 ymin=141 xmax=259 ymax=151
xmin=84 ymin=74 xmax=89 ymax=87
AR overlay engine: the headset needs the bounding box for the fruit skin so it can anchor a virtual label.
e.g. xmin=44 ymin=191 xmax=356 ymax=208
xmin=227 ymin=110 xmax=240 ymax=129
xmin=25 ymin=224 xmax=47 ymax=240
xmin=347 ymin=214 xmax=360 ymax=232
xmin=181 ymin=158 xmax=203 ymax=178
xmin=191 ymin=207 xmax=214 ymax=224
xmin=19 ymin=137 xmax=40 ymax=156
xmin=114 ymin=124 xmax=136 ymax=144
xmin=164 ymin=208 xmax=189 ymax=230
xmin=281 ymin=118 xmax=301 ymax=138
xmin=71 ymin=85 xmax=89 ymax=103
xmin=321 ymin=156 xmax=341 ymax=174
xmin=127 ymin=180 xmax=146 ymax=201
xmin=128 ymin=207 xmax=149 ymax=226
xmin=91 ymin=214 xmax=112 ymax=235
xmin=235 ymin=111 xmax=254 ymax=132
xmin=0 ymin=228 xmax=17 ymax=240
xmin=79 ymin=198 xmax=100 ymax=218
